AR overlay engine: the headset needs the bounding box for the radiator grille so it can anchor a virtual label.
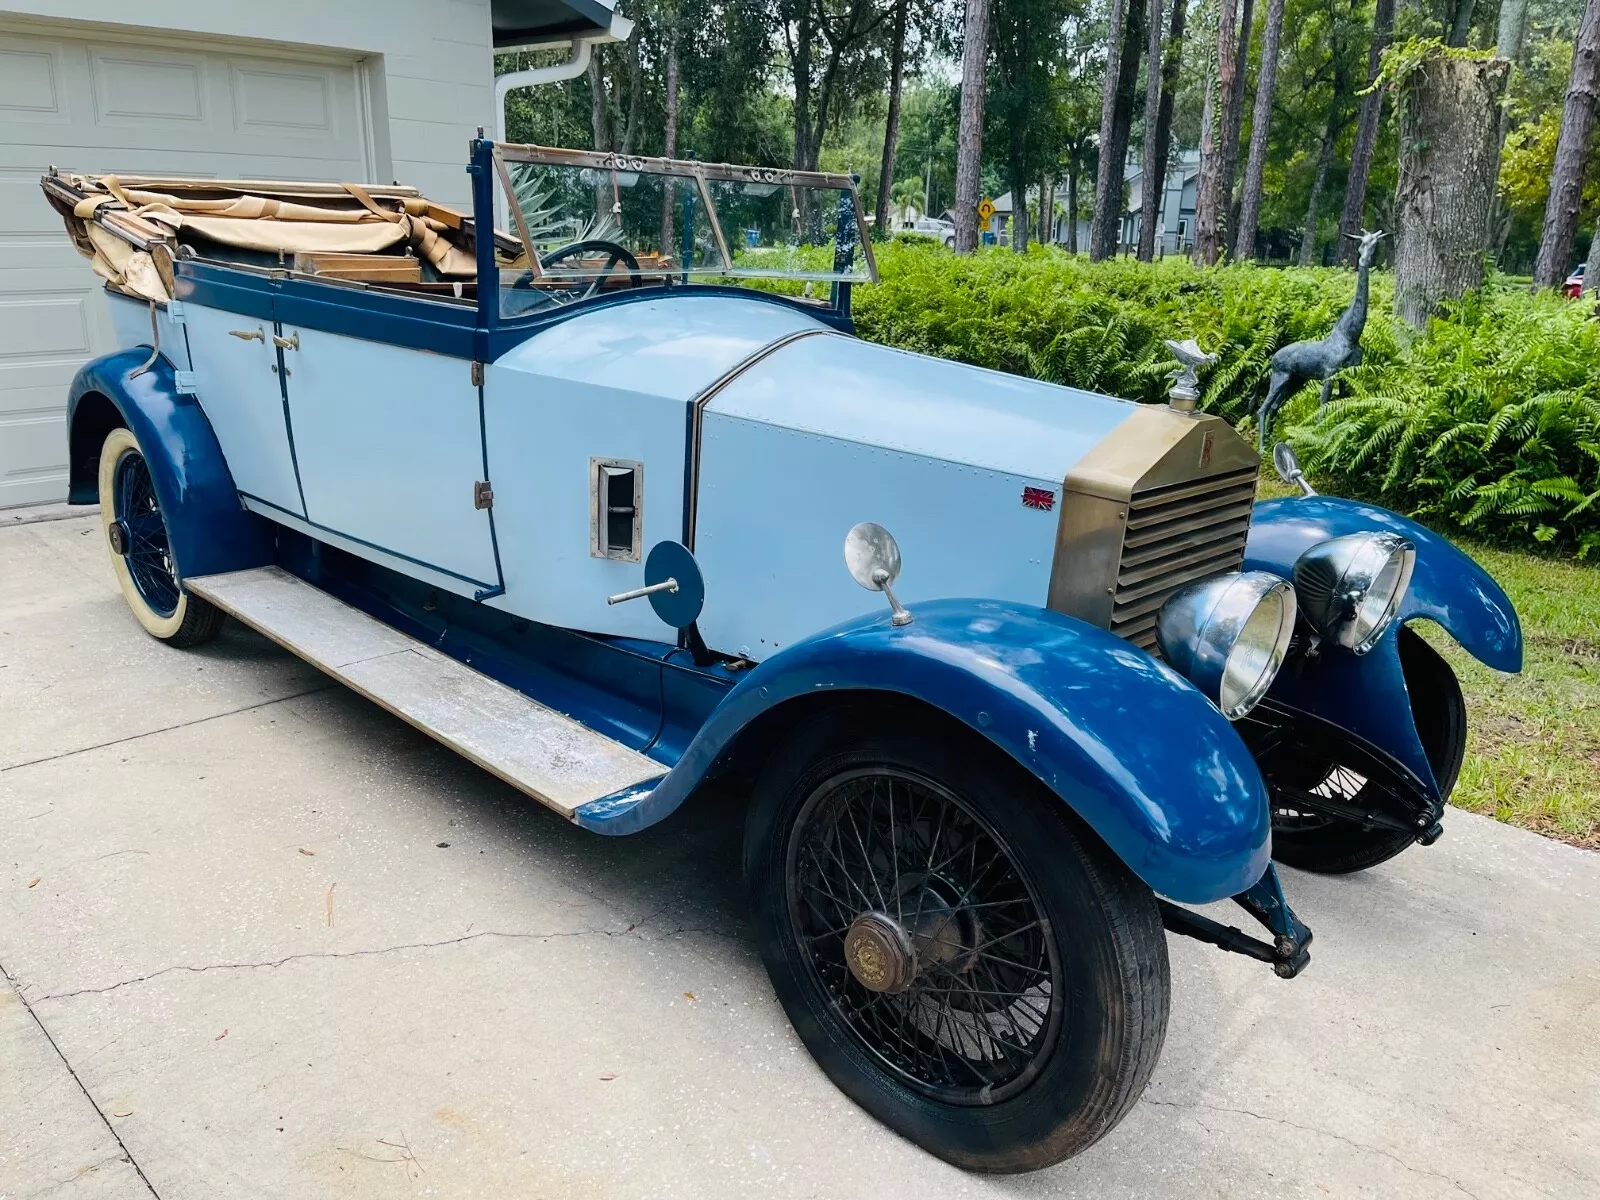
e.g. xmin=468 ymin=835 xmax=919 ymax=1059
xmin=1108 ymin=467 xmax=1259 ymax=649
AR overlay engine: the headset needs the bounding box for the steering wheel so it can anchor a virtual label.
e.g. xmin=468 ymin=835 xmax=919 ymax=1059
xmin=536 ymin=239 xmax=643 ymax=300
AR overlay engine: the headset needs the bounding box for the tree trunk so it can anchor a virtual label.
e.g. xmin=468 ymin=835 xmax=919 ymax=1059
xmin=1533 ymin=0 xmax=1600 ymax=289
xmin=1010 ymin=140 xmax=1030 ymax=251
xmin=954 ymin=0 xmax=992 ymax=253
xmin=1090 ymin=0 xmax=1130 ymax=261
xmin=1297 ymin=111 xmax=1338 ymax=265
xmin=1043 ymin=176 xmax=1054 ymax=243
xmin=1220 ymin=0 xmax=1254 ymax=243
xmin=1098 ymin=2 xmax=1147 ymax=259
xmin=875 ymin=0 xmax=911 ymax=234
xmin=587 ymin=51 xmax=611 ymax=150
xmin=1193 ymin=0 xmax=1238 ymax=264
xmin=1139 ymin=0 xmax=1188 ymax=261
xmin=1136 ymin=0 xmax=1167 ymax=261
xmin=1447 ymin=0 xmax=1475 ymax=47
xmin=659 ymin=24 xmax=679 ymax=260
xmin=1393 ymin=55 xmax=1509 ymax=325
xmin=1585 ymin=223 xmax=1600 ymax=296
xmin=791 ymin=3 xmax=814 ymax=174
xmin=1067 ymin=163 xmax=1079 ymax=252
xmin=1336 ymin=0 xmax=1395 ymax=264
xmin=1496 ymin=0 xmax=1528 ymax=58
xmin=1235 ymin=0 xmax=1285 ymax=259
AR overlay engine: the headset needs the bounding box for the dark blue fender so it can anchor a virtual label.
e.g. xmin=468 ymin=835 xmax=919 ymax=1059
xmin=68 ymin=349 xmax=273 ymax=580
xmin=577 ymin=599 xmax=1271 ymax=906
xmin=1245 ymin=496 xmax=1522 ymax=795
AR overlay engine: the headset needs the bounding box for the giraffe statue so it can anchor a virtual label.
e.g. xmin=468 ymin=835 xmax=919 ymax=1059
xmin=1256 ymin=229 xmax=1385 ymax=450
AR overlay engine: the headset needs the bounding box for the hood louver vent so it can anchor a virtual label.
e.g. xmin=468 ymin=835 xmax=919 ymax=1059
xmin=1109 ymin=467 xmax=1259 ymax=649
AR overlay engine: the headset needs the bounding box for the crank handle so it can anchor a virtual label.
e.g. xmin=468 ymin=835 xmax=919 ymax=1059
xmin=607 ymin=578 xmax=678 ymax=606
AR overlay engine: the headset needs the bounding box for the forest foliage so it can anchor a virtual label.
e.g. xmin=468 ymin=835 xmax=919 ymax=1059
xmin=848 ymin=241 xmax=1600 ymax=555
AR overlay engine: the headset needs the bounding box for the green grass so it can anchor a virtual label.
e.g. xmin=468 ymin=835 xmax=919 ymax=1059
xmin=1419 ymin=545 xmax=1600 ymax=848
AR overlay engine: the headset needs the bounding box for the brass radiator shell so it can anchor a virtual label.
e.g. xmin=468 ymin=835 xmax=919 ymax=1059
xmin=1048 ymin=406 xmax=1261 ymax=648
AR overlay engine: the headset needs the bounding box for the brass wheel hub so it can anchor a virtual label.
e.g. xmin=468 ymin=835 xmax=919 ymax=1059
xmin=844 ymin=912 xmax=918 ymax=994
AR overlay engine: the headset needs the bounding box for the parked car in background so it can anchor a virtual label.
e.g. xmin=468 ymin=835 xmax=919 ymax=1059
xmin=42 ymin=139 xmax=1521 ymax=1173
xmin=1565 ymin=264 xmax=1586 ymax=298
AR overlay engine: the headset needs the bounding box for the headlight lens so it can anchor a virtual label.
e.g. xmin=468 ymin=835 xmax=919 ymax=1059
xmin=1292 ymin=532 xmax=1416 ymax=654
xmin=1156 ymin=571 xmax=1297 ymax=720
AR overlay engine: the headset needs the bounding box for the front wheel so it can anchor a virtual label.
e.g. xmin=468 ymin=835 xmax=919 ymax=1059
xmin=743 ymin=711 xmax=1170 ymax=1173
xmin=98 ymin=427 xmax=223 ymax=648
xmin=1268 ymin=627 xmax=1466 ymax=874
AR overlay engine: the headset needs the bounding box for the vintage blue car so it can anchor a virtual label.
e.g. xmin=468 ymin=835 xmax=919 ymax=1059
xmin=41 ymin=140 xmax=1522 ymax=1173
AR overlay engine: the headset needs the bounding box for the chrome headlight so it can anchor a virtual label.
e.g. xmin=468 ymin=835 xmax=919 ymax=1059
xmin=1292 ymin=532 xmax=1415 ymax=654
xmin=1156 ymin=571 xmax=1297 ymax=720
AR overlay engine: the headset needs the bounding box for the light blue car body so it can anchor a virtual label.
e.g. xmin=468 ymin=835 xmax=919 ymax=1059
xmin=61 ymin=138 xmax=1520 ymax=912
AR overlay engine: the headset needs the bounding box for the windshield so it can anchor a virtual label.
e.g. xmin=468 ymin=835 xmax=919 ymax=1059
xmin=494 ymin=146 xmax=873 ymax=318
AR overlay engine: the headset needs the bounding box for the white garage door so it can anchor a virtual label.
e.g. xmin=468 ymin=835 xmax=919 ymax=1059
xmin=0 ymin=22 xmax=373 ymax=507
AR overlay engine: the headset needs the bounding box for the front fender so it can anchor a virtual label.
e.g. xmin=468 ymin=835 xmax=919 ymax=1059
xmin=578 ymin=599 xmax=1270 ymax=906
xmin=68 ymin=349 xmax=272 ymax=580
xmin=1245 ymin=496 xmax=1523 ymax=796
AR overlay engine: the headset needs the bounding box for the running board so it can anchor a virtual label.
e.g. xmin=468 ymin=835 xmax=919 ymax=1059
xmin=184 ymin=567 xmax=666 ymax=819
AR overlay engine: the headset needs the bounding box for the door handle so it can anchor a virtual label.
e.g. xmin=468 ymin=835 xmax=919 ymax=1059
xmin=229 ymin=328 xmax=264 ymax=342
xmin=273 ymin=333 xmax=299 ymax=351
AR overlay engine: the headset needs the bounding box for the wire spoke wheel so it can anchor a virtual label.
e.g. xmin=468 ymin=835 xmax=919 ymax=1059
xmin=113 ymin=447 xmax=180 ymax=617
xmin=785 ymin=767 xmax=1062 ymax=1105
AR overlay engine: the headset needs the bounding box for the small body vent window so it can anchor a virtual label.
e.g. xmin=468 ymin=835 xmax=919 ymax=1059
xmin=591 ymin=458 xmax=643 ymax=562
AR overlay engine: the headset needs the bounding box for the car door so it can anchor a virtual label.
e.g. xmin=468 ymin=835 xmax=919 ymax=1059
xmin=276 ymin=323 xmax=500 ymax=594
xmin=183 ymin=301 xmax=305 ymax=516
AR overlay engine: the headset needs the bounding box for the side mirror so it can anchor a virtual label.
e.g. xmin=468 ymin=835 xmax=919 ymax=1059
xmin=844 ymin=522 xmax=913 ymax=627
xmin=1271 ymin=443 xmax=1317 ymax=497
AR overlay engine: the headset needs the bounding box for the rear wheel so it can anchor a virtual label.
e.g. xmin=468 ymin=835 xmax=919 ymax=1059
xmin=1269 ymin=627 xmax=1465 ymax=874
xmin=98 ymin=427 xmax=223 ymax=648
xmin=743 ymin=711 xmax=1169 ymax=1173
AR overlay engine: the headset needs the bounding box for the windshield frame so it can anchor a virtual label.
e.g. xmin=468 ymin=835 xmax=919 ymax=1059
xmin=492 ymin=142 xmax=878 ymax=284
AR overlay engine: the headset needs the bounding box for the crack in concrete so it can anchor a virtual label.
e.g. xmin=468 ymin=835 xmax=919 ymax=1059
xmin=15 ymin=1153 xmax=131 ymax=1200
xmin=33 ymin=926 xmax=646 ymax=1003
xmin=0 ymin=686 xmax=334 ymax=775
xmin=1141 ymin=1097 xmax=1483 ymax=1198
xmin=0 ymin=961 xmax=160 ymax=1200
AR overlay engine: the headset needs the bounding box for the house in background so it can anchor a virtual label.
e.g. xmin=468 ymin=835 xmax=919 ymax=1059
xmin=986 ymin=149 xmax=1198 ymax=254
xmin=1120 ymin=148 xmax=1200 ymax=256
xmin=0 ymin=0 xmax=627 ymax=508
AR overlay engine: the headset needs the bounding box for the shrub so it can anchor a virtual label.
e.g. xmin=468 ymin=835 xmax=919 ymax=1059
xmin=848 ymin=242 xmax=1600 ymax=557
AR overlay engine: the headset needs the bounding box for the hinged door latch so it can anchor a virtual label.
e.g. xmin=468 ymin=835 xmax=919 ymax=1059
xmin=473 ymin=480 xmax=494 ymax=510
xmin=470 ymin=361 xmax=484 ymax=387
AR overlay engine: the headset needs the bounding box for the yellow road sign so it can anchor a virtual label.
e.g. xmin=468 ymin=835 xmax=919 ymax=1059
xmin=977 ymin=198 xmax=995 ymax=223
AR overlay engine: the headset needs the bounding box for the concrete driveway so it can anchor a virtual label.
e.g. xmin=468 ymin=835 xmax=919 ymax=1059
xmin=2 ymin=511 xmax=1597 ymax=1200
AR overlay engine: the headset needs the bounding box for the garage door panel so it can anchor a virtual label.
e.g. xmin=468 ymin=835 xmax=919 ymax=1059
xmin=89 ymin=45 xmax=211 ymax=129
xmin=0 ymin=405 xmax=69 ymax=506
xmin=0 ymin=293 xmax=92 ymax=362
xmin=0 ymin=41 xmax=70 ymax=125
xmin=0 ymin=23 xmax=372 ymax=507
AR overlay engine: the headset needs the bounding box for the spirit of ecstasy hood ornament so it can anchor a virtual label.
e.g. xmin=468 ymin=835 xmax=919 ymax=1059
xmin=1163 ymin=338 xmax=1219 ymax=413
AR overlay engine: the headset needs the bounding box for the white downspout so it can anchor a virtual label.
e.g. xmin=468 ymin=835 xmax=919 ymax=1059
xmin=494 ymin=39 xmax=594 ymax=143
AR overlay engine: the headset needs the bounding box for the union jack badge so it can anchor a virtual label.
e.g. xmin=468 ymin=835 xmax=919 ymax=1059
xmin=1021 ymin=486 xmax=1056 ymax=511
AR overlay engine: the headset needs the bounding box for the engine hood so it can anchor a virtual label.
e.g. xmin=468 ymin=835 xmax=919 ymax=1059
xmin=704 ymin=326 xmax=1139 ymax=481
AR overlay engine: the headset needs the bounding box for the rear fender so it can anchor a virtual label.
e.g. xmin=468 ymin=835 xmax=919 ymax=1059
xmin=1245 ymin=496 xmax=1523 ymax=795
xmin=577 ymin=599 xmax=1271 ymax=906
xmin=68 ymin=349 xmax=272 ymax=580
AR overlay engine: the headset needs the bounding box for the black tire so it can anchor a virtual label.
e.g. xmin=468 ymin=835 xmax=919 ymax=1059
xmin=743 ymin=709 xmax=1170 ymax=1173
xmin=98 ymin=427 xmax=224 ymax=649
xmin=1271 ymin=626 xmax=1466 ymax=874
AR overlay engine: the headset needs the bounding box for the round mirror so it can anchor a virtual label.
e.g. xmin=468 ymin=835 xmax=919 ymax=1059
xmin=844 ymin=522 xmax=902 ymax=592
xmin=1271 ymin=442 xmax=1302 ymax=485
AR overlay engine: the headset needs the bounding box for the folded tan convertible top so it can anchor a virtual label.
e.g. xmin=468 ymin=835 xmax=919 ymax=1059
xmin=40 ymin=171 xmax=505 ymax=303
